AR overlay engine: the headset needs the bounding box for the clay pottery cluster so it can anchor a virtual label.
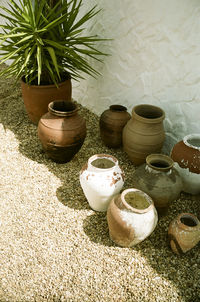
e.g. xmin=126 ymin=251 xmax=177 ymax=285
xmin=168 ymin=213 xmax=200 ymax=255
xmin=99 ymin=105 xmax=131 ymax=148
xmin=38 ymin=100 xmax=86 ymax=163
xmin=171 ymin=134 xmax=200 ymax=195
xmin=80 ymin=154 xmax=124 ymax=212
xmin=21 ymin=76 xmax=72 ymax=124
xmin=107 ymin=188 xmax=158 ymax=247
xmin=132 ymin=154 xmax=182 ymax=215
xmin=123 ymin=104 xmax=165 ymax=165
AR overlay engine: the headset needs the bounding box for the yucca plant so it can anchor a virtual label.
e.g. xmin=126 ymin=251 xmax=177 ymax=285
xmin=0 ymin=0 xmax=107 ymax=85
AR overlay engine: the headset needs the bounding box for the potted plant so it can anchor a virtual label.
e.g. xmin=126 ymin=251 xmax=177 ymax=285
xmin=0 ymin=0 xmax=108 ymax=123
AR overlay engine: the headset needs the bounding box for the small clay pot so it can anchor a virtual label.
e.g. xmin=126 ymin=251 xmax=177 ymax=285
xmin=107 ymin=188 xmax=158 ymax=247
xmin=38 ymin=100 xmax=86 ymax=163
xmin=171 ymin=134 xmax=200 ymax=194
xmin=123 ymin=104 xmax=165 ymax=165
xmin=168 ymin=213 xmax=200 ymax=255
xmin=99 ymin=105 xmax=131 ymax=148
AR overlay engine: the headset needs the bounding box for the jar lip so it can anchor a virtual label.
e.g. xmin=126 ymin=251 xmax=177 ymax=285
xmin=183 ymin=134 xmax=200 ymax=151
xmin=88 ymin=154 xmax=118 ymax=170
xmin=132 ymin=104 xmax=165 ymax=123
xmin=48 ymin=100 xmax=78 ymax=116
xmin=177 ymin=213 xmax=200 ymax=231
xmin=121 ymin=188 xmax=154 ymax=213
xmin=146 ymin=154 xmax=174 ymax=171
xmin=109 ymin=104 xmax=127 ymax=112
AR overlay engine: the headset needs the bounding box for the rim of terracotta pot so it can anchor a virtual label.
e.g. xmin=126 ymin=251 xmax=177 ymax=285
xmin=183 ymin=134 xmax=200 ymax=151
xmin=177 ymin=213 xmax=200 ymax=231
xmin=48 ymin=100 xmax=78 ymax=117
xmin=121 ymin=188 xmax=154 ymax=214
xmin=21 ymin=74 xmax=71 ymax=88
xmin=109 ymin=105 xmax=127 ymax=112
xmin=146 ymin=154 xmax=174 ymax=172
xmin=132 ymin=104 xmax=165 ymax=123
xmin=88 ymin=154 xmax=118 ymax=170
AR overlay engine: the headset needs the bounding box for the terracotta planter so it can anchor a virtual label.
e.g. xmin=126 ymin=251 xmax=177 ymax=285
xmin=21 ymin=76 xmax=72 ymax=124
xmin=132 ymin=154 xmax=182 ymax=215
xmin=107 ymin=188 xmax=158 ymax=247
xmin=168 ymin=213 xmax=200 ymax=255
xmin=38 ymin=100 xmax=86 ymax=163
xmin=171 ymin=134 xmax=200 ymax=194
xmin=122 ymin=104 xmax=165 ymax=165
xmin=99 ymin=105 xmax=131 ymax=148
xmin=79 ymin=154 xmax=124 ymax=212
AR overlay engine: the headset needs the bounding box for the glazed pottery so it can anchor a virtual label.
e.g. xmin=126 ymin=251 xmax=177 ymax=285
xmin=79 ymin=154 xmax=124 ymax=212
xmin=123 ymin=104 xmax=165 ymax=165
xmin=168 ymin=213 xmax=200 ymax=255
xmin=99 ymin=105 xmax=131 ymax=148
xmin=132 ymin=154 xmax=182 ymax=214
xmin=38 ymin=100 xmax=86 ymax=163
xmin=21 ymin=76 xmax=72 ymax=124
xmin=171 ymin=134 xmax=200 ymax=194
xmin=107 ymin=188 xmax=158 ymax=247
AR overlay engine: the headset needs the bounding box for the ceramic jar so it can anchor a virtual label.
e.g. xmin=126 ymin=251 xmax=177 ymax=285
xmin=107 ymin=188 xmax=158 ymax=247
xmin=38 ymin=100 xmax=86 ymax=163
xmin=99 ymin=105 xmax=131 ymax=148
xmin=80 ymin=154 xmax=124 ymax=212
xmin=132 ymin=154 xmax=182 ymax=215
xmin=171 ymin=134 xmax=200 ymax=195
xmin=123 ymin=104 xmax=165 ymax=165
xmin=168 ymin=213 xmax=200 ymax=255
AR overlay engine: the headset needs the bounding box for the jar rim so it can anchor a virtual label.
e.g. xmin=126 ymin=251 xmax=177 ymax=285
xmin=132 ymin=104 xmax=165 ymax=123
xmin=177 ymin=213 xmax=200 ymax=231
xmin=146 ymin=154 xmax=174 ymax=171
xmin=48 ymin=100 xmax=78 ymax=117
xmin=121 ymin=188 xmax=154 ymax=213
xmin=183 ymin=134 xmax=200 ymax=151
xmin=88 ymin=154 xmax=118 ymax=170
xmin=109 ymin=104 xmax=127 ymax=112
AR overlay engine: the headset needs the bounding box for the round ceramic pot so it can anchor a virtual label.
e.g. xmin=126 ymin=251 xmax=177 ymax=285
xmin=107 ymin=188 xmax=158 ymax=247
xmin=122 ymin=104 xmax=165 ymax=165
xmin=38 ymin=100 xmax=86 ymax=163
xmin=79 ymin=154 xmax=125 ymax=212
xmin=168 ymin=213 xmax=200 ymax=255
xmin=99 ymin=105 xmax=131 ymax=148
xmin=171 ymin=134 xmax=200 ymax=194
xmin=132 ymin=154 xmax=182 ymax=215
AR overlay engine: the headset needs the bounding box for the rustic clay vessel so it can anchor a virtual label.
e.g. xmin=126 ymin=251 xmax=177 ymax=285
xmin=99 ymin=105 xmax=131 ymax=148
xmin=122 ymin=104 xmax=165 ymax=165
xmin=168 ymin=213 xmax=200 ymax=255
xmin=171 ymin=134 xmax=200 ymax=194
xmin=107 ymin=188 xmax=158 ymax=247
xmin=38 ymin=100 xmax=86 ymax=163
xmin=132 ymin=154 xmax=182 ymax=215
xmin=21 ymin=76 xmax=72 ymax=124
xmin=80 ymin=154 xmax=124 ymax=212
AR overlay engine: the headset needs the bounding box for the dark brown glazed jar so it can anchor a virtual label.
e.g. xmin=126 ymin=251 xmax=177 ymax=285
xmin=99 ymin=105 xmax=131 ymax=148
xmin=38 ymin=100 xmax=86 ymax=163
xmin=168 ymin=213 xmax=200 ymax=255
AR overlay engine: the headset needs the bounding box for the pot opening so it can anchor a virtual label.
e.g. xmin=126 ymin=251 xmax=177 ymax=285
xmin=51 ymin=100 xmax=76 ymax=112
xmin=110 ymin=105 xmax=127 ymax=112
xmin=91 ymin=158 xmax=115 ymax=169
xmin=124 ymin=191 xmax=150 ymax=210
xmin=180 ymin=215 xmax=198 ymax=227
xmin=150 ymin=160 xmax=170 ymax=169
xmin=135 ymin=105 xmax=163 ymax=119
xmin=186 ymin=138 xmax=200 ymax=148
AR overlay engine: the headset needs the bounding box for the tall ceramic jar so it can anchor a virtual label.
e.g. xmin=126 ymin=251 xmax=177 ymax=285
xmin=107 ymin=188 xmax=158 ymax=247
xmin=171 ymin=134 xmax=200 ymax=194
xmin=168 ymin=213 xmax=200 ymax=255
xmin=132 ymin=154 xmax=182 ymax=215
xmin=123 ymin=104 xmax=165 ymax=165
xmin=80 ymin=154 xmax=124 ymax=212
xmin=99 ymin=105 xmax=131 ymax=148
xmin=38 ymin=100 xmax=86 ymax=163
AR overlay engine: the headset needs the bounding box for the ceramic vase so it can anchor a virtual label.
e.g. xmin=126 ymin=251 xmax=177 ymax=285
xmin=123 ymin=104 xmax=165 ymax=165
xmin=168 ymin=213 xmax=200 ymax=255
xmin=38 ymin=100 xmax=86 ymax=163
xmin=132 ymin=154 xmax=182 ymax=215
xmin=79 ymin=154 xmax=124 ymax=212
xmin=99 ymin=105 xmax=131 ymax=148
xmin=171 ymin=134 xmax=200 ymax=194
xmin=107 ymin=188 xmax=158 ymax=247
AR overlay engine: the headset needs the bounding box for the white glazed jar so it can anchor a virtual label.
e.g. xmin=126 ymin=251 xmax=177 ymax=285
xmin=80 ymin=154 xmax=125 ymax=212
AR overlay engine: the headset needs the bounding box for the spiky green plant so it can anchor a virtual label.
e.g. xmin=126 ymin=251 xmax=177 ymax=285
xmin=0 ymin=0 xmax=108 ymax=85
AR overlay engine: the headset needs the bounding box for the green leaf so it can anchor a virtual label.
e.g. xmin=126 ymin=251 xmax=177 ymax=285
xmin=46 ymin=46 xmax=60 ymax=79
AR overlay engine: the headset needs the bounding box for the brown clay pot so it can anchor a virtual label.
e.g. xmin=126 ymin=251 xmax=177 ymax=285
xmin=38 ymin=100 xmax=86 ymax=163
xmin=122 ymin=104 xmax=165 ymax=165
xmin=168 ymin=213 xmax=200 ymax=255
xmin=21 ymin=76 xmax=72 ymax=124
xmin=171 ymin=134 xmax=200 ymax=195
xmin=99 ymin=105 xmax=131 ymax=148
xmin=132 ymin=154 xmax=182 ymax=215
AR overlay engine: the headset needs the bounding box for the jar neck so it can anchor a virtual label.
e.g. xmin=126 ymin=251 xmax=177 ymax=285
xmin=177 ymin=213 xmax=200 ymax=232
xmin=48 ymin=100 xmax=78 ymax=117
xmin=146 ymin=154 xmax=173 ymax=172
xmin=183 ymin=134 xmax=200 ymax=151
xmin=88 ymin=154 xmax=118 ymax=172
xmin=109 ymin=105 xmax=127 ymax=112
xmin=132 ymin=104 xmax=165 ymax=124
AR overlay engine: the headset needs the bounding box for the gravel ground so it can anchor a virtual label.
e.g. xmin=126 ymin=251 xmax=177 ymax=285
xmin=0 ymin=66 xmax=199 ymax=302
